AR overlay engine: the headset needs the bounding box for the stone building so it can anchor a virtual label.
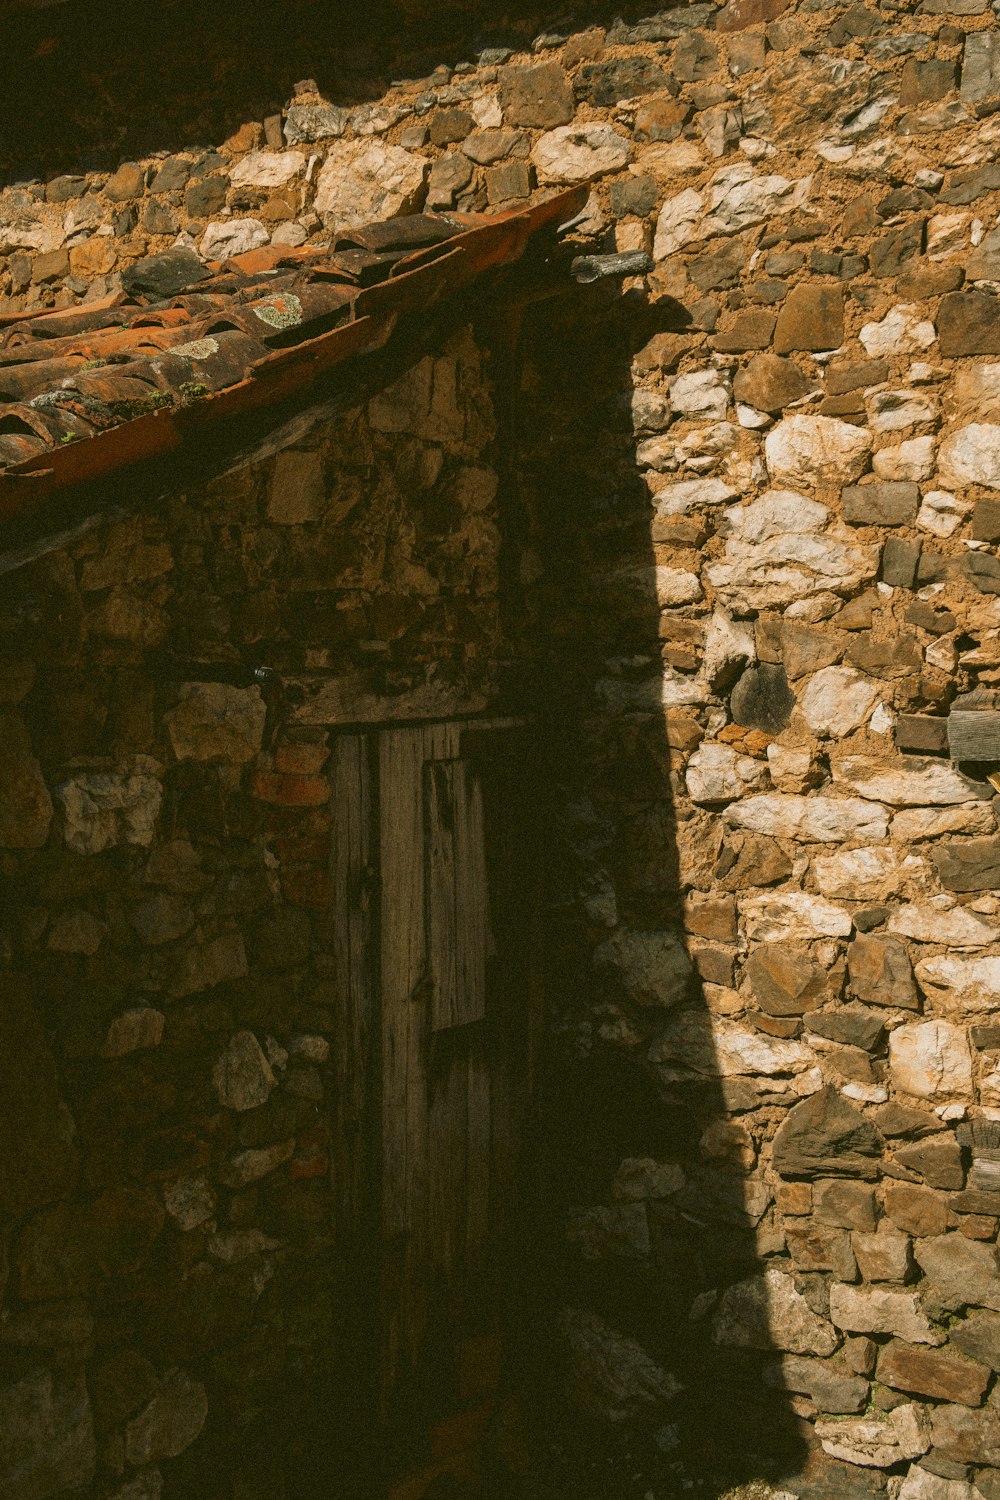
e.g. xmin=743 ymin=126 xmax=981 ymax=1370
xmin=4 ymin=3 xmax=1000 ymax=1500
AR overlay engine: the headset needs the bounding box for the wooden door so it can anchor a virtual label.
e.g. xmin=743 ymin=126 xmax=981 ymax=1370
xmin=328 ymin=720 xmax=541 ymax=1494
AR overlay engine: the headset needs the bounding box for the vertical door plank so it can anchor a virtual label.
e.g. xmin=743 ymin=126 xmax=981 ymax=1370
xmin=329 ymin=734 xmax=373 ymax=1238
xmin=465 ymin=1027 xmax=491 ymax=1287
xmin=379 ymin=725 xmax=427 ymax=1240
xmin=379 ymin=725 xmax=429 ymax=1405
xmin=453 ymin=761 xmax=490 ymax=1028
xmin=426 ymin=760 xmax=459 ymax=1033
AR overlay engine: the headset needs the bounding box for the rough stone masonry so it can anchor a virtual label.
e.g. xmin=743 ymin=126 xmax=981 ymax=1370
xmin=6 ymin=0 xmax=1000 ymax=1497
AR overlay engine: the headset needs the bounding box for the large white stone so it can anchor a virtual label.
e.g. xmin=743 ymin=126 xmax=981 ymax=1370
xmin=765 ymin=416 xmax=872 ymax=488
xmin=713 ymin=1267 xmax=838 ymax=1355
xmin=889 ymin=1020 xmax=973 ymax=1100
xmin=728 ymin=490 xmax=829 ymax=542
xmin=767 ymin=744 xmax=820 ymax=794
xmin=560 ymin=1308 xmax=680 ymax=1424
xmin=899 ymin=1463 xmax=984 ymax=1500
xmin=124 ymin=1370 xmax=208 ymax=1466
xmin=832 ymin=755 xmax=991 ymax=806
xmin=532 ymin=125 xmax=631 ymax=183
xmin=860 ymin=305 xmax=937 ymax=358
xmin=928 ymin=212 xmax=971 ymax=260
xmin=707 ymin=533 xmax=878 ymax=610
xmin=649 ymin=1011 xmax=814 ymax=1078
xmin=655 ymin=566 xmax=702 ymax=606
xmin=917 ymin=489 xmax=972 ymax=538
xmin=56 ymin=760 xmax=163 ymax=855
xmin=593 ymin=928 xmax=691 ymax=1008
xmin=889 ymin=900 xmax=998 ymax=948
xmin=212 ymin=1031 xmax=277 ymax=1112
xmin=955 ymin=361 xmax=1000 ymax=420
xmin=938 ymin=423 xmax=1000 ymax=492
xmin=314 ymin=141 xmax=428 ymax=228
xmin=915 ymin=954 xmax=1000 ymax=1014
xmin=725 ymin=793 xmax=888 ymax=844
xmin=703 ymin=609 xmax=755 ymax=688
xmin=829 ymin=1283 xmax=945 ymax=1345
xmin=892 ymin=804 xmax=997 ymax=841
xmin=816 ymin=1405 xmax=931 ymax=1468
xmin=799 ymin=668 xmax=880 ymax=738
xmin=813 ymin=846 xmax=907 ymax=900
xmin=703 ymin=164 xmax=811 ymax=235
xmin=868 ymin=390 xmax=937 ymax=433
xmin=873 ymin=435 xmax=936 ymax=482
xmin=669 ymin=370 xmax=730 ymax=420
xmin=686 ymin=743 xmax=767 ymax=805
xmin=596 ymin=671 xmax=708 ymax=715
xmin=740 ymin=891 xmax=853 ymax=941
xmin=652 ymin=186 xmax=704 ymax=259
xmin=200 ymin=218 xmax=269 ymax=260
xmin=651 ymin=478 xmax=738 ymax=514
xmin=229 ymin=151 xmax=305 ymax=188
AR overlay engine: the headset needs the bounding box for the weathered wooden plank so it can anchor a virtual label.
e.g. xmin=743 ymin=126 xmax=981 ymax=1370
xmin=948 ymin=710 xmax=1000 ymax=762
xmin=465 ymin=1028 xmax=491 ymax=1286
xmin=379 ymin=726 xmax=427 ymax=1239
xmin=380 ymin=721 xmax=467 ymax=1405
xmin=379 ymin=725 xmax=429 ymax=1407
xmin=453 ymin=760 xmax=490 ymax=1028
xmin=426 ymin=760 xmax=459 ymax=1032
xmin=329 ymin=734 xmax=374 ymax=1239
xmin=427 ymin=1029 xmax=468 ymax=1289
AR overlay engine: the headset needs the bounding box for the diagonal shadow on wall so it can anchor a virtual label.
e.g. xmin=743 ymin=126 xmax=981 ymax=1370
xmin=496 ymin=275 xmax=813 ymax=1498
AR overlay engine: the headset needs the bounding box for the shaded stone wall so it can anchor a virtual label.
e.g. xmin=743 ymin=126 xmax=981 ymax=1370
xmin=6 ymin=3 xmax=1000 ymax=1499
xmin=0 ymin=331 xmax=500 ymax=1500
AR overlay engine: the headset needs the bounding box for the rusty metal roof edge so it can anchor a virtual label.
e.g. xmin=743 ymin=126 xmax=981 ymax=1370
xmin=0 ymin=184 xmax=589 ymax=522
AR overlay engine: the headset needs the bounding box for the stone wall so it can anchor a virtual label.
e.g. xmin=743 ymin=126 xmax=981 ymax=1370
xmin=6 ymin=3 xmax=1000 ymax=1499
xmin=0 ymin=331 xmax=500 ymax=1500
xmin=494 ymin=6 xmax=1000 ymax=1500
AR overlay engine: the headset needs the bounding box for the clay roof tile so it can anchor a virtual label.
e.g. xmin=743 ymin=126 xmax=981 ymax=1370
xmin=0 ymin=185 xmax=588 ymax=525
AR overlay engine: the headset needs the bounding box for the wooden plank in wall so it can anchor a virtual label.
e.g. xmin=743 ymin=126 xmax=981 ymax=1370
xmin=426 ymin=753 xmax=490 ymax=1032
xmin=453 ymin=760 xmax=491 ymax=1027
xmin=426 ymin=760 xmax=460 ymax=1033
xmin=380 ymin=725 xmax=428 ymax=1243
xmin=379 ymin=725 xmax=429 ymax=1408
xmin=465 ymin=1026 xmax=491 ymax=1290
xmin=380 ymin=722 xmax=466 ymax=1406
xmin=328 ymin=734 xmax=374 ymax=1241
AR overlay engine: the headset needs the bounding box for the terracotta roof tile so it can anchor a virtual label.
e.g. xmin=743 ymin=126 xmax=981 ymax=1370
xmin=0 ymin=187 xmax=586 ymax=525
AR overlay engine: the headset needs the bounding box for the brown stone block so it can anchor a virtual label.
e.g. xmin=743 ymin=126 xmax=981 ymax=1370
xmin=884 ymin=1184 xmax=949 ymax=1238
xmin=69 ymin=238 xmax=117 ymax=276
xmin=498 ymin=61 xmax=573 ymax=128
xmin=716 ymin=0 xmax=789 ymax=30
xmin=733 ymin=351 xmax=813 ymax=413
xmin=710 ymin=307 xmax=777 ymax=352
xmin=939 ymin=290 xmax=1000 ymax=356
xmin=933 ymin=837 xmax=1000 ymax=892
xmin=895 ymin=715 xmax=949 ymax=755
xmin=814 ymin=1178 xmax=877 ymax=1231
xmin=30 ymin=248 xmax=70 ymax=284
xmin=773 ymin=284 xmax=845 ymax=353
xmin=683 ymin=894 xmax=737 ymax=942
xmin=877 ymin=1339 xmax=990 ymax=1405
